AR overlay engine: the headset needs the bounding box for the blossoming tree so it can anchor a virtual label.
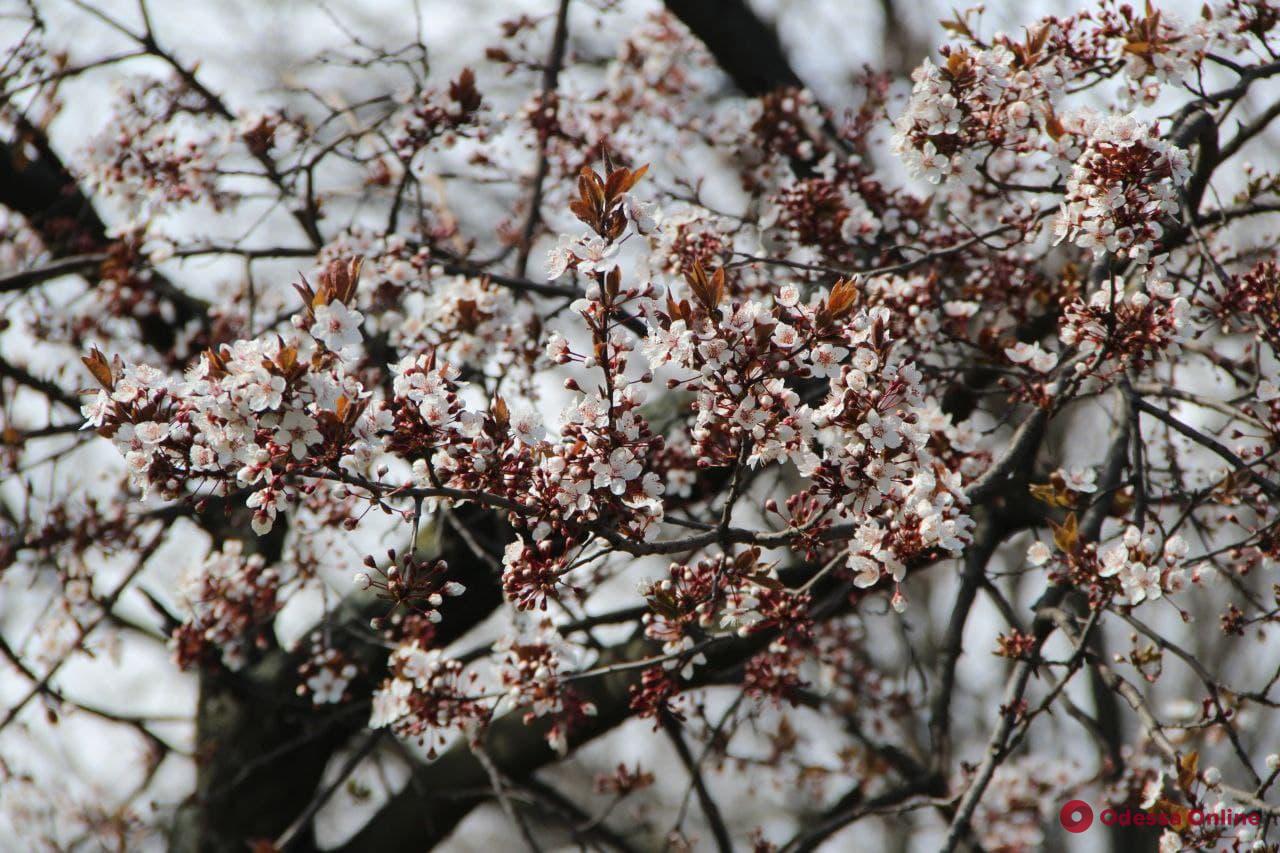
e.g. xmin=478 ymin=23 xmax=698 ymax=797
xmin=4 ymin=0 xmax=1280 ymax=850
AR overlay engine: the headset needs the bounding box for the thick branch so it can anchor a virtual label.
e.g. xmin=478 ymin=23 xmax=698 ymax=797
xmin=662 ymin=0 xmax=802 ymax=96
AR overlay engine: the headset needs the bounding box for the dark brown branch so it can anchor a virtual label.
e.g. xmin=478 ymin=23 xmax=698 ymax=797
xmin=172 ymin=505 xmax=506 ymax=853
xmin=0 ymin=356 xmax=81 ymax=411
xmin=1131 ymin=396 xmax=1280 ymax=499
xmin=662 ymin=714 xmax=732 ymax=852
xmin=335 ymin=565 xmax=870 ymax=852
xmin=941 ymin=396 xmax=1132 ymax=852
xmin=928 ymin=517 xmax=1003 ymax=774
xmin=0 ymin=252 xmax=106 ymax=293
xmin=514 ymin=0 xmax=572 ymax=278
xmin=662 ymin=0 xmax=802 ymax=96
xmin=0 ymin=116 xmax=208 ymax=352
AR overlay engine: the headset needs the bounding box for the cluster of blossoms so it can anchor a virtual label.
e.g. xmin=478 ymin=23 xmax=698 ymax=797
xmin=494 ymin=624 xmax=597 ymax=754
xmin=1096 ymin=526 xmax=1190 ymax=607
xmin=1059 ymin=273 xmax=1192 ymax=373
xmin=1029 ymin=525 xmax=1189 ymax=608
xmin=297 ymin=646 xmax=358 ymax=705
xmin=430 ymin=164 xmax=669 ymax=610
xmin=646 ymin=205 xmax=734 ymax=278
xmin=641 ymin=553 xmax=820 ymax=709
xmin=741 ymin=87 xmax=829 ymax=173
xmin=968 ymin=756 xmax=1086 ymax=852
xmin=80 ymin=259 xmax=381 ymax=532
xmin=857 ymin=272 xmax=944 ymax=349
xmin=390 ymin=275 xmax=533 ymax=369
xmin=1216 ymin=259 xmax=1280 ymax=353
xmin=369 ymin=644 xmax=485 ymax=758
xmin=1004 ymin=340 xmax=1059 ymax=374
xmin=79 ymin=357 xmax=180 ymax=496
xmin=739 ymin=639 xmax=809 ymax=705
xmin=1103 ymin=4 xmax=1236 ymax=105
xmin=370 ymin=624 xmax=598 ymax=756
xmin=497 ymin=315 xmax=667 ymax=606
xmin=807 ymin=323 xmax=972 ymax=595
xmin=81 ymin=76 xmax=230 ymax=213
xmin=641 ymin=267 xmax=972 ymax=603
xmin=354 ymin=551 xmax=467 ymax=627
xmin=390 ymin=68 xmax=485 ymax=164
xmin=171 ymin=541 xmax=282 ymax=670
xmin=891 ymin=5 xmax=1246 ymax=193
xmin=642 ymin=270 xmax=823 ymax=468
xmin=388 ymin=290 xmax=667 ymax=611
xmin=388 ymin=351 xmax=480 ymax=462
xmin=545 ymin=170 xmax=658 ymax=281
xmin=640 ymin=549 xmax=812 ymax=678
xmin=891 ymin=33 xmax=1065 ymax=185
xmin=759 ymin=150 xmax=910 ymax=265
xmin=1053 ymin=112 xmax=1191 ymax=262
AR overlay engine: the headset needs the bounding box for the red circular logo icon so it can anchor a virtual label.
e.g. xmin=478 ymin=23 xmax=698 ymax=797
xmin=1059 ymin=799 xmax=1094 ymax=833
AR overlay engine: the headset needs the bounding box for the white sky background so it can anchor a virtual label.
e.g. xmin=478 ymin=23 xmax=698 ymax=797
xmin=2 ymin=0 xmax=1280 ymax=850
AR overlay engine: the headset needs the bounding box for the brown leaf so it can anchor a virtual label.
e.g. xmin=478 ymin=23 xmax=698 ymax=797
xmin=665 ymin=292 xmax=682 ymax=320
xmin=320 ymin=256 xmax=364 ymax=304
xmin=621 ymin=162 xmax=649 ymax=193
xmin=1027 ymin=23 xmax=1050 ymax=57
xmin=1029 ymin=482 xmax=1071 ymax=508
xmin=492 ymin=394 xmax=510 ymax=430
xmin=204 ymin=346 xmax=228 ymax=379
xmin=449 ymin=67 xmax=482 ymax=115
xmin=80 ymin=347 xmax=115 ymax=390
xmin=685 ymin=262 xmax=721 ymax=312
xmin=1051 ymin=512 xmax=1079 ymax=553
xmin=1155 ymin=799 xmax=1188 ymax=828
xmin=1042 ymin=108 xmax=1065 ymax=141
xmin=1177 ymin=750 xmax=1199 ymax=791
xmin=748 ymin=572 xmax=784 ymax=591
xmin=819 ymin=277 xmax=860 ymax=325
xmin=945 ymin=50 xmax=971 ymax=77
xmin=277 ymin=344 xmax=298 ymax=373
xmin=940 ymin=9 xmax=974 ymax=39
xmin=710 ymin=267 xmax=726 ymax=309
xmin=293 ymin=274 xmax=318 ymax=316
xmin=579 ymin=167 xmax=606 ymax=212
xmin=604 ymin=163 xmax=649 ymax=201
xmin=569 ymin=197 xmax=596 ymax=229
xmin=604 ymin=167 xmax=629 ymax=202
